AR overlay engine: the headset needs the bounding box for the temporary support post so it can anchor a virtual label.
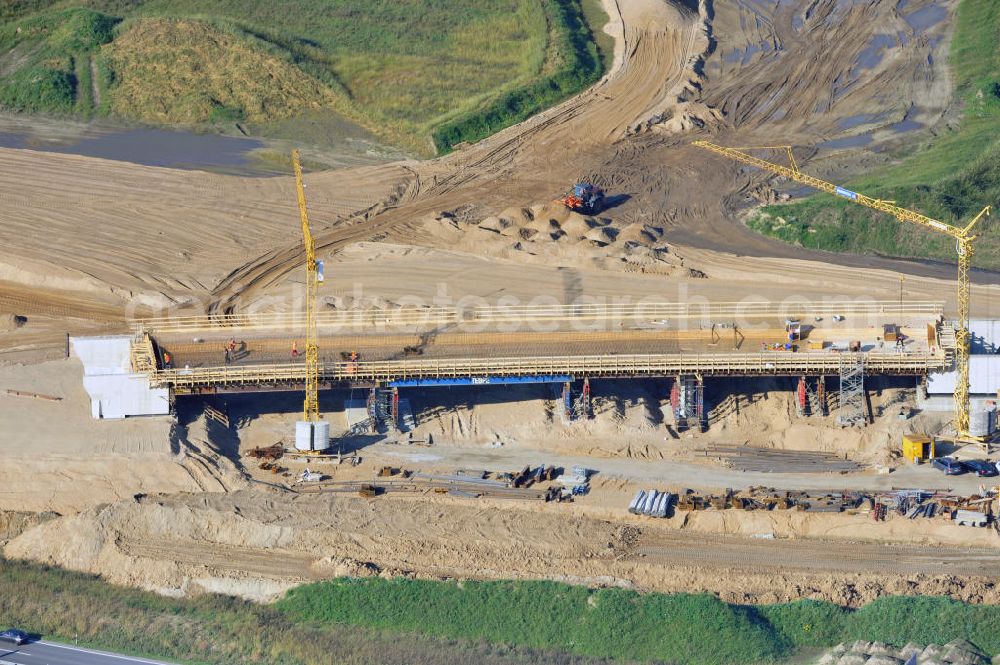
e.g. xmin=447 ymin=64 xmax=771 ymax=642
xmin=674 ymin=375 xmax=699 ymax=432
xmin=836 ymin=355 xmax=866 ymax=427
xmin=669 ymin=379 xmax=680 ymax=425
xmin=796 ymin=376 xmax=807 ymax=416
xmin=368 ymin=388 xmax=398 ymax=432
xmin=816 ymin=375 xmax=827 ymax=416
xmin=695 ymin=374 xmax=706 ymax=432
xmin=391 ymin=387 xmax=400 ymax=432
xmin=366 ymin=387 xmax=378 ymax=433
xmin=562 ymin=381 xmax=572 ymax=422
xmin=572 ymin=377 xmax=592 ymax=420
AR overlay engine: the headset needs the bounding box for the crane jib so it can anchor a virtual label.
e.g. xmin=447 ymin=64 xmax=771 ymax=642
xmin=692 ymin=140 xmax=989 ymax=441
xmin=834 ymin=186 xmax=858 ymax=201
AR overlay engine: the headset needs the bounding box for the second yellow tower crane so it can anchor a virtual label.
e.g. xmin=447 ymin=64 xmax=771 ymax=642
xmin=693 ymin=140 xmax=990 ymax=440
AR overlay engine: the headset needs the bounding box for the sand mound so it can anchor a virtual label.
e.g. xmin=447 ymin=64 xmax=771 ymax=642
xmin=421 ymin=199 xmax=684 ymax=274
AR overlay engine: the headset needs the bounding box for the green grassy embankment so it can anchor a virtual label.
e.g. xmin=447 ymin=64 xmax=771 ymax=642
xmin=278 ymin=578 xmax=1000 ymax=665
xmin=748 ymin=0 xmax=1000 ymax=269
xmin=0 ymin=8 xmax=115 ymax=117
xmin=4 ymin=557 xmax=1000 ymax=665
xmin=0 ymin=558 xmax=613 ymax=665
xmin=431 ymin=0 xmax=607 ymax=152
xmin=0 ymin=0 xmax=609 ymax=155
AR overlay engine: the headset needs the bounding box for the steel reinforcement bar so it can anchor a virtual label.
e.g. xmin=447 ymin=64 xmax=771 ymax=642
xmin=153 ymin=350 xmax=949 ymax=389
xmin=135 ymin=301 xmax=944 ymax=334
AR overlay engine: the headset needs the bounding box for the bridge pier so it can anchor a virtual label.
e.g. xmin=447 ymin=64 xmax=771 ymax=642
xmin=816 ymin=375 xmax=827 ymax=416
xmin=573 ymin=377 xmax=591 ymax=420
xmin=366 ymin=388 xmax=376 ymax=432
xmin=797 ymin=376 xmax=807 ymax=417
xmin=560 ymin=378 xmax=592 ymax=422
xmin=366 ymin=387 xmax=400 ymax=432
xmin=798 ymin=376 xmax=831 ymax=417
xmin=671 ymin=375 xmax=705 ymax=432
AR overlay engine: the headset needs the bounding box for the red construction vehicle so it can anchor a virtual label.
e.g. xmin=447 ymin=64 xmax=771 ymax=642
xmin=559 ymin=182 xmax=605 ymax=214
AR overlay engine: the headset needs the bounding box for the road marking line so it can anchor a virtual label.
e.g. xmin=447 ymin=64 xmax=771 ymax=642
xmin=37 ymin=641 xmax=177 ymax=664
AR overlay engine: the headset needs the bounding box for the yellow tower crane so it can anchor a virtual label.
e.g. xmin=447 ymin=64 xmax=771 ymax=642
xmin=693 ymin=140 xmax=991 ymax=440
xmin=291 ymin=149 xmax=325 ymax=448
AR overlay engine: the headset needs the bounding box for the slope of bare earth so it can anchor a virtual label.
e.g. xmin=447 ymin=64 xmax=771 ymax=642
xmin=6 ymin=488 xmax=1000 ymax=607
xmin=0 ymin=358 xmax=245 ymax=513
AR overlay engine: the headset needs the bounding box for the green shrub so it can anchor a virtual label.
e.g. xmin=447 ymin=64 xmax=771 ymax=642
xmin=0 ymin=64 xmax=75 ymax=112
xmin=51 ymin=8 xmax=117 ymax=51
xmin=208 ymin=101 xmax=247 ymax=124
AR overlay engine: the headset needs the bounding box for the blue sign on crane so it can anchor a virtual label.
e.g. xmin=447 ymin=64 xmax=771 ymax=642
xmin=834 ymin=186 xmax=858 ymax=201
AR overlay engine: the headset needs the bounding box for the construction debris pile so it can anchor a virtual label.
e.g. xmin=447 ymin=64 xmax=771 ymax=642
xmin=702 ymin=445 xmax=861 ymax=474
xmin=246 ymin=444 xmax=288 ymax=475
xmin=626 ymin=485 xmax=1000 ymax=528
xmin=872 ymin=489 xmax=995 ymax=528
xmin=295 ymin=464 xmax=591 ymax=502
xmin=246 ymin=444 xmax=283 ymax=460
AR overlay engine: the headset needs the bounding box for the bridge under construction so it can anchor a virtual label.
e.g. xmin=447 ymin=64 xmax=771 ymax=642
xmin=81 ymin=299 xmax=954 ymax=430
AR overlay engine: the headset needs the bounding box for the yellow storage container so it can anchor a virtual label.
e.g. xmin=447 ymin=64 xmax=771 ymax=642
xmin=902 ymin=434 xmax=934 ymax=463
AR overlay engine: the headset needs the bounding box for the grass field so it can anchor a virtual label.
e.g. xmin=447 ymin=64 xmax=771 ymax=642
xmin=0 ymin=558 xmax=617 ymax=665
xmin=278 ymin=578 xmax=1000 ymax=664
xmin=0 ymin=0 xmax=609 ymax=155
xmin=3 ymin=557 xmax=1000 ymax=665
xmin=749 ymin=0 xmax=1000 ymax=269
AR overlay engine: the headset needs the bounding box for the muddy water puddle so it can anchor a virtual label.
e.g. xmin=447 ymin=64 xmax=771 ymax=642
xmin=903 ymin=4 xmax=948 ymax=33
xmin=0 ymin=114 xmax=404 ymax=175
xmin=0 ymin=125 xmax=272 ymax=174
xmin=819 ymin=134 xmax=873 ymax=149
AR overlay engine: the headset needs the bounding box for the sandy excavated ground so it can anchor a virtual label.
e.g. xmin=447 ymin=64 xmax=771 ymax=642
xmin=0 ymin=358 xmax=245 ymax=512
xmin=1 ymin=0 xmax=998 ymax=607
xmin=7 ymin=486 xmax=1000 ymax=607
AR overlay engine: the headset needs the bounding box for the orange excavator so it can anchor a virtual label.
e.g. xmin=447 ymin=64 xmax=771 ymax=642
xmin=559 ymin=182 xmax=605 ymax=214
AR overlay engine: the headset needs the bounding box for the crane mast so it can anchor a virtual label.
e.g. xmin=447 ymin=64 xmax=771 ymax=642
xmin=292 ymin=149 xmax=320 ymax=423
xmin=693 ymin=140 xmax=990 ymax=438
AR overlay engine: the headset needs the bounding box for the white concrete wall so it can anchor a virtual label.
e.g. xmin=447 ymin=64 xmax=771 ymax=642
xmin=927 ymin=355 xmax=1000 ymax=397
xmin=71 ymin=336 xmax=170 ymax=419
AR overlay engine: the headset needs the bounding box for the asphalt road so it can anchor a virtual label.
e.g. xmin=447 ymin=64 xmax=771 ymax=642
xmin=0 ymin=641 xmax=177 ymax=665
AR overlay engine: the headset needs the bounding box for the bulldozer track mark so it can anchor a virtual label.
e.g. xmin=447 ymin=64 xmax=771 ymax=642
xmin=118 ymin=536 xmax=320 ymax=580
xmin=625 ymin=532 xmax=1000 ymax=577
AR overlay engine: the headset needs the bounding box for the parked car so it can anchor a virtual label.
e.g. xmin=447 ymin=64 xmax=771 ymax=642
xmin=963 ymin=460 xmax=998 ymax=477
xmin=931 ymin=457 xmax=967 ymax=475
xmin=0 ymin=629 xmax=28 ymax=645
